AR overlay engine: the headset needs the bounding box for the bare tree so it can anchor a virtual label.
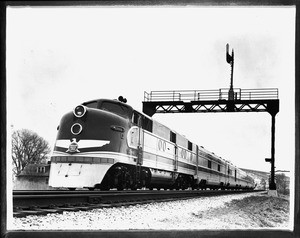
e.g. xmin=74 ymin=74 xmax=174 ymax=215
xmin=12 ymin=129 xmax=51 ymax=176
xmin=276 ymin=173 xmax=289 ymax=195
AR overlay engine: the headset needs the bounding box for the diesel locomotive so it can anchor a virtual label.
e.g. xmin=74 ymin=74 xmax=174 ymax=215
xmin=48 ymin=97 xmax=255 ymax=191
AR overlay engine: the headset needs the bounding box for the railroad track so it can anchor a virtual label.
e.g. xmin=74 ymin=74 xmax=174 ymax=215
xmin=13 ymin=189 xmax=263 ymax=218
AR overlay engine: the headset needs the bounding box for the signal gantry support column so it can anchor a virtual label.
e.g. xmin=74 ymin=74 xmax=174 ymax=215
xmin=266 ymin=101 xmax=280 ymax=190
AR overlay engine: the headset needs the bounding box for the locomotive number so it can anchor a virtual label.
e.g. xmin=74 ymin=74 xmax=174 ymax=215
xmin=180 ymin=148 xmax=186 ymax=159
xmin=158 ymin=139 xmax=166 ymax=152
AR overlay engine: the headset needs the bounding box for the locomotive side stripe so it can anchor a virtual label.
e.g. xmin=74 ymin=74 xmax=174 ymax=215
xmin=143 ymin=150 xmax=230 ymax=177
xmin=197 ymin=165 xmax=233 ymax=180
xmin=177 ymin=161 xmax=197 ymax=170
xmin=143 ymin=150 xmax=198 ymax=174
xmin=52 ymin=149 xmax=252 ymax=184
xmin=197 ymin=165 xmax=252 ymax=184
xmin=55 ymin=139 xmax=111 ymax=149
xmin=52 ymin=151 xmax=137 ymax=159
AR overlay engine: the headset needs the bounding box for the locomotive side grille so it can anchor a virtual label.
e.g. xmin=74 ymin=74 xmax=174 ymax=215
xmin=51 ymin=156 xmax=114 ymax=164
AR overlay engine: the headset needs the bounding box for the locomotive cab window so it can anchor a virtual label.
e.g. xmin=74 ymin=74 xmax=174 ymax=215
xmin=132 ymin=111 xmax=140 ymax=125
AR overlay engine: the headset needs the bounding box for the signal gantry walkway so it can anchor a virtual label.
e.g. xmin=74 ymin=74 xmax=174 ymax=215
xmin=142 ymin=88 xmax=279 ymax=116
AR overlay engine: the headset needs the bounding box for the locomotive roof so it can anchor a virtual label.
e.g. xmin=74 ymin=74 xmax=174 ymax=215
xmin=82 ymin=98 xmax=133 ymax=109
xmin=200 ymin=146 xmax=232 ymax=165
xmin=82 ymin=98 xmax=154 ymax=121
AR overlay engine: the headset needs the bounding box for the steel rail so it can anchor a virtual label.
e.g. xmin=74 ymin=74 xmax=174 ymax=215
xmin=13 ymin=189 xmax=264 ymax=218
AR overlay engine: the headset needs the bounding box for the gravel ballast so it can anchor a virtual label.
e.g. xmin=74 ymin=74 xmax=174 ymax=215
xmin=12 ymin=191 xmax=290 ymax=230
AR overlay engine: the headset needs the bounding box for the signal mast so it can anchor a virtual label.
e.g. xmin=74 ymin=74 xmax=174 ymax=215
xmin=226 ymin=43 xmax=234 ymax=101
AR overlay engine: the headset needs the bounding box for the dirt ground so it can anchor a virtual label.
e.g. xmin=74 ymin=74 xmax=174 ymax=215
xmin=193 ymin=192 xmax=290 ymax=229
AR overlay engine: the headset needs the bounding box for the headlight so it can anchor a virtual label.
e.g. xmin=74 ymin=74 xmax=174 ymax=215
xmin=73 ymin=105 xmax=86 ymax=118
xmin=71 ymin=123 xmax=83 ymax=135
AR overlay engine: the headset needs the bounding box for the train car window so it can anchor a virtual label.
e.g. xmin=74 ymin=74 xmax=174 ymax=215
xmin=101 ymin=102 xmax=130 ymax=118
xmin=83 ymin=101 xmax=98 ymax=109
xmin=235 ymin=170 xmax=237 ymax=181
xmin=208 ymin=160 xmax=212 ymax=169
xmin=188 ymin=141 xmax=192 ymax=151
xmin=142 ymin=116 xmax=153 ymax=132
xmin=170 ymin=131 xmax=176 ymax=143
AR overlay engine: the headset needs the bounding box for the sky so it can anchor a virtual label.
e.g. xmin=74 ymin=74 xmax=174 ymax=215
xmin=6 ymin=6 xmax=295 ymax=174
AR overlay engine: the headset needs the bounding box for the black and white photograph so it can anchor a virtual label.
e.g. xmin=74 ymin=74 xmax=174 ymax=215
xmin=2 ymin=2 xmax=298 ymax=238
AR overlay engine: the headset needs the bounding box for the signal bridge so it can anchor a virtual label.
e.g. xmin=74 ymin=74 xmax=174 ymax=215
xmin=142 ymin=44 xmax=280 ymax=192
xmin=142 ymin=87 xmax=279 ymax=191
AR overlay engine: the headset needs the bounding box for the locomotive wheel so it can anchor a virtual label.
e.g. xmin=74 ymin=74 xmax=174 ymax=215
xmin=116 ymin=173 xmax=125 ymax=191
xmin=114 ymin=165 xmax=132 ymax=190
xmin=175 ymin=174 xmax=189 ymax=190
xmin=99 ymin=180 xmax=110 ymax=191
xmin=141 ymin=178 xmax=146 ymax=188
xmin=141 ymin=169 xmax=151 ymax=189
xmin=131 ymin=184 xmax=138 ymax=190
xmin=100 ymin=186 xmax=110 ymax=191
xmin=117 ymin=177 xmax=126 ymax=191
xmin=117 ymin=176 xmax=127 ymax=191
xmin=117 ymin=185 xmax=124 ymax=191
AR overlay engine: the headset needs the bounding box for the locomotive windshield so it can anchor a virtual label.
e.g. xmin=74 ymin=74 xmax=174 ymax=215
xmin=82 ymin=99 xmax=132 ymax=119
xmin=100 ymin=101 xmax=131 ymax=119
xmin=82 ymin=100 xmax=98 ymax=109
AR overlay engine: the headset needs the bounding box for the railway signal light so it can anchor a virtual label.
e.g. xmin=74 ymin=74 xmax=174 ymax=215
xmin=265 ymin=158 xmax=272 ymax=163
xmin=226 ymin=43 xmax=234 ymax=65
xmin=226 ymin=44 xmax=235 ymax=102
